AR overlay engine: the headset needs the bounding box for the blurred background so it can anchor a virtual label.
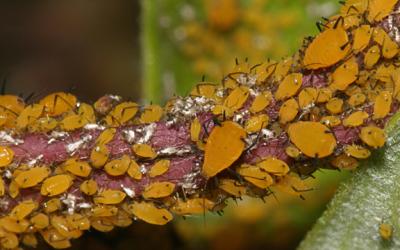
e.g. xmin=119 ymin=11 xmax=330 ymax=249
xmin=0 ymin=0 xmax=350 ymax=249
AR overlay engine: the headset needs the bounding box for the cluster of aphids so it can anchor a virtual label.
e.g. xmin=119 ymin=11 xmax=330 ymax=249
xmin=0 ymin=0 xmax=399 ymax=248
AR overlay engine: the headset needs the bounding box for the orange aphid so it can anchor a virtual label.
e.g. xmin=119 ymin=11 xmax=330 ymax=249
xmin=298 ymin=87 xmax=318 ymax=108
xmin=236 ymin=164 xmax=274 ymax=189
xmin=190 ymin=117 xmax=201 ymax=142
xmin=288 ymin=121 xmax=336 ymax=158
xmin=171 ymin=198 xmax=215 ymax=215
xmin=219 ymin=178 xmax=247 ymax=197
xmin=0 ymin=146 xmax=14 ymax=167
xmin=39 ymin=92 xmax=77 ymax=116
xmin=373 ymin=91 xmax=392 ymax=119
xmin=105 ymin=102 xmax=138 ymax=126
xmin=331 ymin=154 xmax=359 ymax=170
xmin=202 ymin=121 xmax=246 ymax=178
xmin=142 ymin=182 xmax=175 ymax=199
xmin=257 ymin=157 xmax=290 ymax=176
xmin=249 ymin=91 xmax=272 ymax=113
xmin=303 ymin=27 xmax=350 ymax=70
xmin=244 ymin=114 xmax=269 ymax=133
xmin=367 ymin=0 xmax=397 ymax=22
xmin=80 ymin=179 xmax=98 ymax=196
xmin=275 ymin=73 xmax=302 ymax=100
xmin=104 ymin=155 xmax=131 ymax=176
xmin=127 ymin=160 xmax=142 ymax=180
xmin=279 ymin=98 xmax=299 ymax=124
xmin=94 ymin=190 xmax=126 ymax=205
xmin=343 ymin=111 xmax=369 ymax=127
xmin=15 ymin=166 xmax=50 ymax=188
xmin=352 ymin=25 xmax=372 ymax=52
xmin=40 ymin=174 xmax=73 ymax=197
xmin=140 ymin=104 xmax=163 ymax=123
xmin=330 ymin=57 xmax=359 ymax=91
xmin=148 ymin=159 xmax=170 ymax=177
xmin=190 ymin=83 xmax=217 ymax=98
xmin=360 ymin=126 xmax=386 ymax=148
xmin=64 ymin=158 xmax=92 ymax=177
xmin=364 ymin=45 xmax=381 ymax=69
xmin=132 ymin=143 xmax=157 ymax=159
xmin=344 ymin=144 xmax=371 ymax=159
xmin=128 ymin=201 xmax=173 ymax=225
xmin=320 ymin=115 xmax=342 ymax=127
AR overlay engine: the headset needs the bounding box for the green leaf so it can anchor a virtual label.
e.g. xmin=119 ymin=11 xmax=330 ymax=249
xmin=299 ymin=116 xmax=400 ymax=250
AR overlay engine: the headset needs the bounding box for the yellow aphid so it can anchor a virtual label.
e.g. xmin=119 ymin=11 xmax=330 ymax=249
xmin=39 ymin=92 xmax=77 ymax=116
xmin=10 ymin=200 xmax=37 ymax=220
xmin=66 ymin=213 xmax=90 ymax=231
xmin=140 ymin=104 xmax=163 ymax=123
xmin=0 ymin=216 xmax=29 ymax=233
xmin=149 ymin=159 xmax=170 ymax=177
xmin=331 ymin=154 xmax=359 ymax=170
xmin=249 ymin=91 xmax=272 ymax=113
xmin=15 ymin=166 xmax=50 ymax=188
xmin=142 ymin=181 xmax=175 ymax=199
xmin=43 ymin=198 xmax=62 ymax=213
xmin=330 ymin=57 xmax=359 ymax=90
xmin=303 ymin=28 xmax=350 ymax=69
xmin=41 ymin=229 xmax=71 ymax=249
xmin=373 ymin=27 xmax=388 ymax=45
xmin=190 ymin=117 xmax=201 ymax=142
xmin=80 ymin=179 xmax=98 ymax=196
xmin=367 ymin=0 xmax=397 ymax=22
xmin=316 ymin=88 xmax=333 ymax=103
xmin=127 ymin=160 xmax=142 ymax=180
xmin=96 ymin=128 xmax=117 ymax=145
xmin=375 ymin=64 xmax=395 ymax=83
xmin=382 ymin=36 xmax=399 ymax=59
xmin=190 ymin=83 xmax=217 ymax=98
xmin=236 ymin=164 xmax=274 ymax=189
xmin=92 ymin=205 xmax=118 ymax=217
xmin=245 ymin=114 xmax=269 ymax=133
xmin=32 ymin=117 xmax=58 ymax=132
xmin=379 ymin=223 xmax=393 ymax=240
xmin=299 ymin=87 xmax=318 ymax=108
xmin=373 ymin=91 xmax=392 ymax=119
xmin=273 ymin=57 xmax=293 ymax=81
xmin=257 ymin=157 xmax=290 ymax=176
xmin=288 ymin=121 xmax=336 ymax=158
xmin=171 ymin=198 xmax=215 ymax=215
xmin=1 ymin=232 xmax=19 ymax=249
xmin=275 ymin=174 xmax=311 ymax=196
xmin=255 ymin=61 xmax=277 ymax=84
xmin=364 ymin=45 xmax=381 ymax=69
xmin=326 ymin=98 xmax=344 ymax=114
xmin=320 ymin=115 xmax=341 ymax=127
xmin=279 ymin=98 xmax=299 ymax=124
xmin=40 ymin=174 xmax=73 ymax=197
xmin=275 ymin=73 xmax=302 ymax=100
xmin=223 ymin=86 xmax=249 ymax=112
xmin=50 ymin=215 xmax=82 ymax=239
xmin=345 ymin=85 xmax=362 ymax=96
xmin=0 ymin=146 xmax=14 ymax=167
xmin=360 ymin=126 xmax=386 ymax=148
xmin=22 ymin=234 xmax=38 ymax=248
xmin=348 ymin=93 xmax=366 ymax=107
xmin=104 ymin=155 xmax=131 ymax=176
xmin=78 ymin=103 xmax=96 ymax=123
xmin=352 ymin=25 xmax=372 ymax=52
xmin=202 ymin=121 xmax=246 ymax=178
xmin=64 ymin=158 xmax=92 ymax=177
xmin=8 ymin=180 xmax=19 ymax=198
xmin=344 ymin=144 xmax=371 ymax=159
xmin=0 ymin=95 xmax=25 ymax=128
xmin=132 ymin=143 xmax=157 ymax=159
xmin=59 ymin=114 xmax=84 ymax=131
xmin=16 ymin=104 xmax=44 ymax=129
xmin=285 ymin=145 xmax=301 ymax=158
xmin=343 ymin=111 xmax=369 ymax=127
xmin=111 ymin=210 xmax=132 ymax=227
xmin=94 ymin=190 xmax=126 ymax=205
xmin=90 ymin=218 xmax=114 ymax=232
xmin=90 ymin=144 xmax=110 ymax=168
xmin=105 ymin=102 xmax=139 ymax=126
xmin=219 ymin=178 xmax=246 ymax=197
xmin=128 ymin=201 xmax=173 ymax=225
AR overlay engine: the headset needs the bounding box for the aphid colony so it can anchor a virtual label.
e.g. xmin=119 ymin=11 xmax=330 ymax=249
xmin=0 ymin=0 xmax=399 ymax=248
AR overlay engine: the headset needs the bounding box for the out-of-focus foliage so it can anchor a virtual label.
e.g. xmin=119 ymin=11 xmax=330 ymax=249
xmin=155 ymin=0 xmax=340 ymax=98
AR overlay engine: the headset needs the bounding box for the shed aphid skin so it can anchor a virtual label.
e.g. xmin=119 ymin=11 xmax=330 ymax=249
xmin=0 ymin=0 xmax=400 ymax=248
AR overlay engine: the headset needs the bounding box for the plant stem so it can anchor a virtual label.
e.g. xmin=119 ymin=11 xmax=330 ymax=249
xmin=141 ymin=0 xmax=162 ymax=103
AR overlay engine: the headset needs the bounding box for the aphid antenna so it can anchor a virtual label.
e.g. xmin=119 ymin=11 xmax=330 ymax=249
xmin=250 ymin=63 xmax=262 ymax=71
xmin=269 ymin=189 xmax=279 ymax=204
